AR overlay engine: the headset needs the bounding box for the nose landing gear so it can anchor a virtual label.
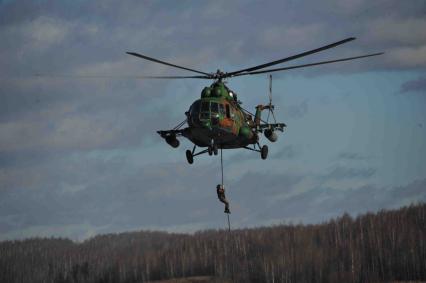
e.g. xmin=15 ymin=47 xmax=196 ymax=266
xmin=185 ymin=143 xmax=219 ymax=164
xmin=208 ymin=140 xmax=218 ymax=156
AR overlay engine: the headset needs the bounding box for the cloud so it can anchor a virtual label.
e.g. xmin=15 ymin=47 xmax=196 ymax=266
xmin=387 ymin=46 xmax=426 ymax=69
xmin=260 ymin=24 xmax=326 ymax=52
xmin=367 ymin=18 xmax=426 ymax=47
xmin=236 ymin=176 xmax=426 ymax=225
xmin=0 ymin=158 xmax=222 ymax=240
xmin=399 ymin=76 xmax=426 ymax=94
xmin=322 ymin=166 xmax=376 ymax=180
xmin=337 ymin=152 xmax=371 ymax=160
xmin=273 ymin=144 xmax=302 ymax=159
xmin=0 ymin=144 xmax=424 ymax=240
xmin=27 ymin=17 xmax=71 ymax=50
xmin=284 ymin=100 xmax=309 ymax=119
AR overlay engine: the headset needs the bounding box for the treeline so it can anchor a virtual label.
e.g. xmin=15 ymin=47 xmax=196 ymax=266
xmin=1 ymin=203 xmax=425 ymax=283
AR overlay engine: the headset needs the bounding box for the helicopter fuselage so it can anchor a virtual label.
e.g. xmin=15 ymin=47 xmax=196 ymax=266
xmin=183 ymin=82 xmax=258 ymax=148
xmin=184 ymin=101 xmax=256 ymax=149
xmin=157 ymin=81 xmax=285 ymax=162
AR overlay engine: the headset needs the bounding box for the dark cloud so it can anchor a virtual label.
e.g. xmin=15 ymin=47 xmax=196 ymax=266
xmin=229 ymin=171 xmax=306 ymax=224
xmin=2 ymin=0 xmax=425 ymax=78
xmin=236 ymin=176 xmax=426 ymax=225
xmin=284 ymin=100 xmax=309 ymax=119
xmin=400 ymin=76 xmax=426 ymax=94
xmin=0 ymin=158 xmax=222 ymax=239
xmin=273 ymin=145 xmax=301 ymax=159
xmin=337 ymin=152 xmax=371 ymax=160
xmin=321 ymin=166 xmax=376 ymax=181
xmin=0 ymin=145 xmax=423 ymax=239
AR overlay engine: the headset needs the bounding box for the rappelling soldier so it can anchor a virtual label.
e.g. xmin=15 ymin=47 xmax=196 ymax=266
xmin=216 ymin=184 xmax=230 ymax=214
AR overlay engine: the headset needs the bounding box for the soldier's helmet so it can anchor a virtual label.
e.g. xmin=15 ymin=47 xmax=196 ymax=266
xmin=216 ymin=184 xmax=221 ymax=189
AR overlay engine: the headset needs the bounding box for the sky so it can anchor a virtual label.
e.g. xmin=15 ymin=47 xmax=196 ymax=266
xmin=0 ymin=0 xmax=425 ymax=241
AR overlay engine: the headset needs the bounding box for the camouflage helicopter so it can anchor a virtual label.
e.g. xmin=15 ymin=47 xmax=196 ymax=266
xmin=127 ymin=37 xmax=382 ymax=164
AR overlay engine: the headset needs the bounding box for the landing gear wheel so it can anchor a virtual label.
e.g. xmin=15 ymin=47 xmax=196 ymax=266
xmin=261 ymin=145 xmax=268 ymax=160
xmin=186 ymin=150 xmax=194 ymax=164
xmin=208 ymin=146 xmax=213 ymax=156
xmin=213 ymin=144 xmax=218 ymax=155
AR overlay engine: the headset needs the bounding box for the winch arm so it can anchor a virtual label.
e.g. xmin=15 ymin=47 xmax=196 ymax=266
xmin=157 ymin=129 xmax=185 ymax=138
xmin=157 ymin=129 xmax=188 ymax=148
xmin=257 ymin=123 xmax=286 ymax=133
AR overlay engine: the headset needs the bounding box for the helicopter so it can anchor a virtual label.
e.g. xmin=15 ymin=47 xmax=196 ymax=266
xmin=126 ymin=37 xmax=383 ymax=164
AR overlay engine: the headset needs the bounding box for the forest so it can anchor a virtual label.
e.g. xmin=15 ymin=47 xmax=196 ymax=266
xmin=0 ymin=203 xmax=425 ymax=283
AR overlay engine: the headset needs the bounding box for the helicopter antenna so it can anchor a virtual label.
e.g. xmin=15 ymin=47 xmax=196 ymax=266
xmin=266 ymin=74 xmax=277 ymax=124
xmin=266 ymin=75 xmax=272 ymax=122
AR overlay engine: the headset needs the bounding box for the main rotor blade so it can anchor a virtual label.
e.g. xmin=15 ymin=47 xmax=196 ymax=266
xmin=225 ymin=37 xmax=356 ymax=78
xmin=136 ymin=75 xmax=211 ymax=79
xmin=126 ymin=52 xmax=212 ymax=76
xmin=33 ymin=74 xmax=210 ymax=79
xmin=232 ymin=52 xmax=384 ymax=77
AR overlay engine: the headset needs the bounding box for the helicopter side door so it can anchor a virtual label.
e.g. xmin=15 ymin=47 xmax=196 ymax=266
xmin=219 ymin=102 xmax=234 ymax=133
xmin=223 ymin=103 xmax=240 ymax=136
xmin=229 ymin=104 xmax=241 ymax=136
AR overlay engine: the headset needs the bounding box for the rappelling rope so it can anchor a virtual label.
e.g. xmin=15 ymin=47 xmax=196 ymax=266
xmin=220 ymin=148 xmax=231 ymax=232
xmin=221 ymin=148 xmax=235 ymax=282
xmin=221 ymin=147 xmax=224 ymax=186
xmin=227 ymin=213 xmax=231 ymax=232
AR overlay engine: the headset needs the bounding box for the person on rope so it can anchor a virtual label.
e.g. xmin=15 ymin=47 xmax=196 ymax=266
xmin=216 ymin=184 xmax=230 ymax=214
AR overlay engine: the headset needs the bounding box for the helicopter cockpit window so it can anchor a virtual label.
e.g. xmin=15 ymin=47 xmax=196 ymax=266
xmin=210 ymin=102 xmax=219 ymax=125
xmin=190 ymin=101 xmax=200 ymax=116
xmin=189 ymin=100 xmax=201 ymax=124
xmin=219 ymin=104 xmax=225 ymax=115
xmin=201 ymin=101 xmax=210 ymax=112
xmin=210 ymin=102 xmax=219 ymax=113
xmin=200 ymin=101 xmax=210 ymax=120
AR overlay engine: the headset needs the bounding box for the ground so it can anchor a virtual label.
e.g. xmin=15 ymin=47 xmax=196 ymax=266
xmin=150 ymin=276 xmax=232 ymax=283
